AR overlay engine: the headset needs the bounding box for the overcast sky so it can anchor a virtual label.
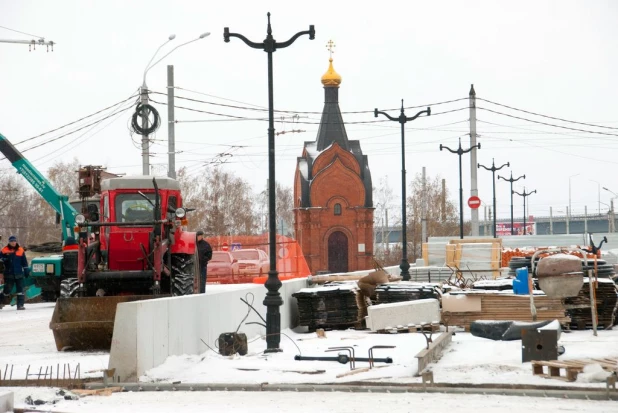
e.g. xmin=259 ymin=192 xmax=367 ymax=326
xmin=1 ymin=0 xmax=617 ymax=221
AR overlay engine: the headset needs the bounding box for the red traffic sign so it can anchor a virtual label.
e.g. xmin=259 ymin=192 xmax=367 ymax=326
xmin=221 ymin=242 xmax=229 ymax=251
xmin=468 ymin=196 xmax=481 ymax=209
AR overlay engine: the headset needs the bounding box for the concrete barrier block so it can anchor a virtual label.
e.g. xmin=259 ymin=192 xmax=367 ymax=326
xmin=366 ymin=298 xmax=440 ymax=331
xmin=109 ymin=301 xmax=138 ymax=382
xmin=109 ymin=278 xmax=310 ymax=381
xmin=0 ymin=391 xmax=13 ymax=413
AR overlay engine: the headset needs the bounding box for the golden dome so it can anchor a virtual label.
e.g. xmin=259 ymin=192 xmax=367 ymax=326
xmin=321 ymin=58 xmax=342 ymax=87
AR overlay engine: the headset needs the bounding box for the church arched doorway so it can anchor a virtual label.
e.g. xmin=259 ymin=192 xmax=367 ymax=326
xmin=328 ymin=231 xmax=348 ymax=273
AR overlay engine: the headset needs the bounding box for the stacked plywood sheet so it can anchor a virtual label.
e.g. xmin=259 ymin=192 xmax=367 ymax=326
xmin=374 ymin=282 xmax=441 ymax=305
xmin=565 ymin=278 xmax=618 ymax=329
xmin=441 ymin=291 xmax=570 ymax=331
xmin=292 ymin=283 xmax=366 ymax=331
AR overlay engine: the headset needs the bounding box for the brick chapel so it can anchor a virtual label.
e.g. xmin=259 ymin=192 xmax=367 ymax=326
xmin=293 ymin=53 xmax=374 ymax=274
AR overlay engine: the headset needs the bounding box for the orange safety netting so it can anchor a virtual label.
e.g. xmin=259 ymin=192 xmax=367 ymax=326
xmin=204 ymin=234 xmax=311 ymax=284
xmin=501 ymin=247 xmax=600 ymax=267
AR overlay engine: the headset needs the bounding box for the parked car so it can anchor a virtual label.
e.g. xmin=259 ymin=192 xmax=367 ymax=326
xmin=232 ymin=248 xmax=269 ymax=276
xmin=207 ymin=251 xmax=239 ymax=284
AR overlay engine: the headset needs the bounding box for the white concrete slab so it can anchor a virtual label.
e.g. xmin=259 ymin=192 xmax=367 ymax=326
xmin=366 ymin=298 xmax=441 ymax=331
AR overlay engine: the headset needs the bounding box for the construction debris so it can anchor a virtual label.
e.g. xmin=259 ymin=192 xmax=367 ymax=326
xmin=441 ymin=291 xmax=570 ymax=331
xmin=566 ymin=278 xmax=617 ymax=330
xmin=292 ymin=284 xmax=366 ymax=331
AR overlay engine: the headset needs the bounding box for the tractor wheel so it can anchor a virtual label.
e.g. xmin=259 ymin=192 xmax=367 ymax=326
xmin=60 ymin=278 xmax=80 ymax=298
xmin=171 ymin=253 xmax=197 ymax=296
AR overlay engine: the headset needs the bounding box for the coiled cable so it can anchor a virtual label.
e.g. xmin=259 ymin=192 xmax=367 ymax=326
xmin=131 ymin=102 xmax=160 ymax=135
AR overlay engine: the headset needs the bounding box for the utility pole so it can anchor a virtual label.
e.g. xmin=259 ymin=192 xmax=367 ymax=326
xmin=498 ymin=171 xmax=525 ymax=235
xmin=421 ymin=167 xmax=427 ymax=251
xmin=440 ymin=138 xmax=481 ymax=239
xmin=167 ymin=65 xmax=176 ymax=178
xmin=374 ymin=100 xmax=431 ymax=281
xmin=469 ymin=85 xmax=480 ymax=236
xmin=513 ymin=187 xmax=536 ymax=235
xmin=478 ymin=158 xmax=509 ymax=238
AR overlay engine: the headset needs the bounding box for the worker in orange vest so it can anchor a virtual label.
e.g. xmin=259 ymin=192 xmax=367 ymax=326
xmin=0 ymin=235 xmax=29 ymax=310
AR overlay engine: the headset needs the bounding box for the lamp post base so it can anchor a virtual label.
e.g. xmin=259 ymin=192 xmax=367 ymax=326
xmin=400 ymin=258 xmax=410 ymax=281
xmin=263 ymin=269 xmax=283 ymax=353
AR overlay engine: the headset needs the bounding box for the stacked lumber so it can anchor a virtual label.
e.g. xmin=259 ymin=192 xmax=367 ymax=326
xmin=292 ymin=283 xmax=366 ymax=331
xmin=441 ymin=291 xmax=570 ymax=331
xmin=374 ymin=283 xmax=441 ymax=305
xmin=565 ymin=278 xmax=618 ymax=329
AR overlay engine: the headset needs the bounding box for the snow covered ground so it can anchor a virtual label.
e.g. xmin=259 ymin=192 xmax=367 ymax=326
xmin=2 ymin=302 xmax=618 ymax=412
xmin=3 ymin=387 xmax=618 ymax=413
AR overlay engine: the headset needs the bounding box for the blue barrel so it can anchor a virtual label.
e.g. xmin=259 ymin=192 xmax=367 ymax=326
xmin=513 ymin=267 xmax=530 ymax=294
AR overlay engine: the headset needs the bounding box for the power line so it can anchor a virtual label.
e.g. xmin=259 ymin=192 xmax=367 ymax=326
xmin=0 ymin=25 xmax=44 ymax=39
xmin=477 ymin=107 xmax=618 ymax=137
xmin=481 ymin=133 xmax=618 ymax=165
xmin=151 ymin=98 xmax=467 ymax=125
xmin=477 ymin=97 xmax=618 ymax=130
xmin=16 ymin=92 xmax=139 ymax=146
xmin=22 ymin=105 xmax=134 ymax=152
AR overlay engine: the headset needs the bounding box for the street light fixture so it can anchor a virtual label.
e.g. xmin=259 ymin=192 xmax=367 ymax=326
xmin=478 ymin=158 xmax=509 ymax=238
xmin=498 ymin=171 xmax=525 ymax=235
xmin=224 ymin=13 xmax=314 ymax=353
xmin=440 ymin=138 xmax=481 ymax=240
xmin=513 ymin=187 xmax=536 ymax=235
xmin=375 ymin=100 xmax=430 ymax=281
xmin=138 ymin=32 xmax=210 ymax=175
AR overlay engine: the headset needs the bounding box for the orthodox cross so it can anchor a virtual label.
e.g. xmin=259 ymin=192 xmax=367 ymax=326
xmin=326 ymin=39 xmax=335 ymax=58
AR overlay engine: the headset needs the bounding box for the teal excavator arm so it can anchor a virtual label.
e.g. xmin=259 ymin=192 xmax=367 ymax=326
xmin=0 ymin=132 xmax=78 ymax=239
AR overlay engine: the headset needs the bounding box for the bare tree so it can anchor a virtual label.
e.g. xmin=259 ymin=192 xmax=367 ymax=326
xmin=177 ymin=166 xmax=259 ymax=236
xmin=407 ymin=173 xmax=461 ymax=259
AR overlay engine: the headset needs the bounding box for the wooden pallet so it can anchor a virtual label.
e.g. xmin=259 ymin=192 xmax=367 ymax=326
xmin=376 ymin=323 xmax=440 ymax=334
xmin=532 ymin=358 xmax=618 ymax=382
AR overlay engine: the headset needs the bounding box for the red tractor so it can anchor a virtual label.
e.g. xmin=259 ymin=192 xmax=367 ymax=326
xmin=51 ymin=175 xmax=199 ymax=350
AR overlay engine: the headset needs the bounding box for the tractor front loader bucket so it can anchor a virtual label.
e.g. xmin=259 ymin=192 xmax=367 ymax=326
xmin=49 ymin=295 xmax=156 ymax=351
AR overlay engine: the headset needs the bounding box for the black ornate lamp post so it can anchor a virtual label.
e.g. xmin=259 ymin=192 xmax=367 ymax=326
xmin=478 ymin=158 xmax=509 ymax=238
xmin=498 ymin=171 xmax=525 ymax=235
xmin=512 ymin=187 xmax=536 ymax=235
xmin=440 ymin=138 xmax=481 ymax=239
xmin=374 ymin=100 xmax=430 ymax=281
xmin=224 ymin=13 xmax=314 ymax=353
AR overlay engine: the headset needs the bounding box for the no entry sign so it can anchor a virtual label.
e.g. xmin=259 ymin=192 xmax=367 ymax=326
xmin=468 ymin=196 xmax=481 ymax=209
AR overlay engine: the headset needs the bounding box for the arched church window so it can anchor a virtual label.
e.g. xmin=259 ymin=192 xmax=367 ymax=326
xmin=334 ymin=203 xmax=342 ymax=216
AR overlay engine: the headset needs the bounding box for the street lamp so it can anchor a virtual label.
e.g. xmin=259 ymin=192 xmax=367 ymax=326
xmin=224 ymin=13 xmax=314 ymax=353
xmin=478 ymin=158 xmax=509 ymax=238
xmin=513 ymin=187 xmax=536 ymax=235
xmin=589 ymin=180 xmax=600 ymax=215
xmin=603 ymin=187 xmax=618 ymax=233
xmin=138 ymin=32 xmax=211 ymax=175
xmin=375 ymin=100 xmax=430 ymax=280
xmin=498 ymin=171 xmax=525 ymax=235
xmin=440 ymin=138 xmax=481 ymax=240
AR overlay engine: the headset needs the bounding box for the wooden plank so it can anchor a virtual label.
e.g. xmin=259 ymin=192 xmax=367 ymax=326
xmin=415 ymin=331 xmax=454 ymax=375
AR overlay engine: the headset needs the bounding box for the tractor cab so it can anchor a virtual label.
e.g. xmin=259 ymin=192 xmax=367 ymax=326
xmin=99 ymin=176 xmax=182 ymax=271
